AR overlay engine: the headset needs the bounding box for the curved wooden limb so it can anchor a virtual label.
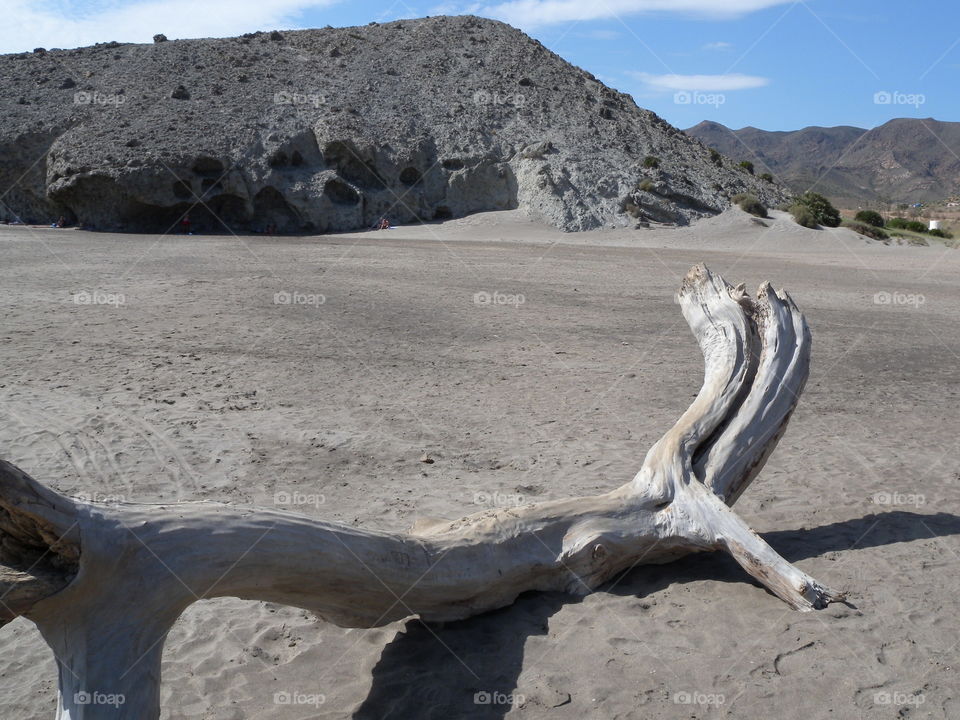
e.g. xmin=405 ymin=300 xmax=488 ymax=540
xmin=0 ymin=459 xmax=80 ymax=627
xmin=0 ymin=264 xmax=840 ymax=719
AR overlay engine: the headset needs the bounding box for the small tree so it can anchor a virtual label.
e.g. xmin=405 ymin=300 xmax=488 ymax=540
xmin=709 ymin=148 xmax=722 ymax=166
xmin=794 ymin=192 xmax=840 ymax=227
xmin=739 ymin=160 xmax=754 ymax=175
xmin=643 ymin=155 xmax=660 ymax=169
xmin=760 ymin=172 xmax=774 ymax=182
xmin=854 ymin=210 xmax=884 ymax=227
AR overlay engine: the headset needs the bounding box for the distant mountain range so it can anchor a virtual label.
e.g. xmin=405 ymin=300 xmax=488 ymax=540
xmin=685 ymin=118 xmax=960 ymax=207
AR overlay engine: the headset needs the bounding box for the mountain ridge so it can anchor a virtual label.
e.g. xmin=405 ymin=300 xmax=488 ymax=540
xmin=685 ymin=118 xmax=960 ymax=206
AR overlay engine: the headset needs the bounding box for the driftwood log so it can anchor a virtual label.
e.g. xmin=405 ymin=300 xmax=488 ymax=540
xmin=0 ymin=264 xmax=842 ymax=719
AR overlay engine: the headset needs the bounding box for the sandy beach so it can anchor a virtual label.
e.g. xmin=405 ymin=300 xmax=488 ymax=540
xmin=1 ymin=209 xmax=958 ymax=719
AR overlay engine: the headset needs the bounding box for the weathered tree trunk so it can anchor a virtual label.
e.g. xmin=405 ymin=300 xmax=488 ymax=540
xmin=0 ymin=264 xmax=842 ymax=719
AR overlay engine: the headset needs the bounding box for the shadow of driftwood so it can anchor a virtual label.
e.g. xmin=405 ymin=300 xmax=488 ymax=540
xmin=353 ymin=511 xmax=960 ymax=719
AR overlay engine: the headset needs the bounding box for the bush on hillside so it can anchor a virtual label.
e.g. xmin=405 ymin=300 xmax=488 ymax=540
xmin=643 ymin=155 xmax=660 ymax=169
xmin=731 ymin=192 xmax=768 ymax=218
xmin=759 ymin=172 xmax=774 ymax=182
xmin=790 ymin=203 xmax=819 ymax=228
xmin=854 ymin=210 xmax=884 ymax=227
xmin=845 ymin=221 xmax=889 ymax=240
xmin=793 ymin=192 xmax=840 ymax=227
xmin=739 ymin=160 xmax=754 ymax=174
xmin=928 ymin=228 xmax=954 ymax=239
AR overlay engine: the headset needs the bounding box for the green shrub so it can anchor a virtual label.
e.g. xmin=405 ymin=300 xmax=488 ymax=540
xmin=928 ymin=228 xmax=954 ymax=239
xmin=886 ymin=217 xmax=910 ymax=229
xmin=643 ymin=155 xmax=660 ymax=169
xmin=845 ymin=221 xmax=889 ymax=240
xmin=854 ymin=210 xmax=884 ymax=227
xmin=739 ymin=160 xmax=754 ymax=174
xmin=638 ymin=179 xmax=654 ymax=192
xmin=906 ymin=220 xmax=927 ymax=233
xmin=759 ymin=172 xmax=773 ymax=182
xmin=709 ymin=148 xmax=722 ymax=166
xmin=790 ymin=203 xmax=819 ymax=228
xmin=793 ymin=192 xmax=840 ymax=227
xmin=731 ymin=193 xmax=767 ymax=218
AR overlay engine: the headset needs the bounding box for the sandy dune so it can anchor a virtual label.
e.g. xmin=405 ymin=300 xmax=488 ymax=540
xmin=1 ymin=209 xmax=958 ymax=719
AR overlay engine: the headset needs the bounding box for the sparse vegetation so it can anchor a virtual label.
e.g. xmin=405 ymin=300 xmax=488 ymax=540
xmin=709 ymin=148 xmax=722 ymax=166
xmin=789 ymin=203 xmax=819 ymax=228
xmin=759 ymin=172 xmax=773 ymax=182
xmin=643 ymin=155 xmax=660 ymax=169
xmin=844 ymin=220 xmax=888 ymax=240
xmin=792 ymin=192 xmax=840 ymax=227
xmin=738 ymin=160 xmax=754 ymax=175
xmin=887 ymin=217 xmax=927 ymax=233
xmin=854 ymin=210 xmax=884 ymax=227
xmin=638 ymin=179 xmax=654 ymax=192
xmin=731 ymin=193 xmax=767 ymax=218
xmin=929 ymin=228 xmax=954 ymax=239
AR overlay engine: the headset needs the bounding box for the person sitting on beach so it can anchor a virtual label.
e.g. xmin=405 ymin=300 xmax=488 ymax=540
xmin=377 ymin=217 xmax=390 ymax=230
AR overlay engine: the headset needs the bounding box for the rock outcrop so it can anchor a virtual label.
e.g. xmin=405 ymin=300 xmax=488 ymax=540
xmin=0 ymin=16 xmax=787 ymax=233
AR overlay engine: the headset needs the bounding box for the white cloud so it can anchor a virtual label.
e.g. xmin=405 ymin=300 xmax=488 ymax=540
xmin=702 ymin=41 xmax=733 ymax=51
xmin=630 ymin=72 xmax=770 ymax=91
xmin=0 ymin=0 xmax=341 ymax=54
xmin=480 ymin=0 xmax=793 ymax=27
xmin=575 ymin=29 xmax=624 ymax=40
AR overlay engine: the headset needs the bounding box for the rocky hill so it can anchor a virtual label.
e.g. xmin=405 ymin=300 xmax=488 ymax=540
xmin=0 ymin=16 xmax=786 ymax=233
xmin=686 ymin=118 xmax=960 ymax=206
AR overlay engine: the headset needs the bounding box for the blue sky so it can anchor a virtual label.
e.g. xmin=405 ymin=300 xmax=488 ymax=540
xmin=4 ymin=0 xmax=958 ymax=131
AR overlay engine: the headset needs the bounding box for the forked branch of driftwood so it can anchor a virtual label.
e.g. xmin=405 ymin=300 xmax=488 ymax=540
xmin=0 ymin=264 xmax=842 ymax=719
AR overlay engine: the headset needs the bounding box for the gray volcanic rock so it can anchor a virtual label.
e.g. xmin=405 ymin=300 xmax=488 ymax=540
xmin=0 ymin=16 xmax=787 ymax=233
